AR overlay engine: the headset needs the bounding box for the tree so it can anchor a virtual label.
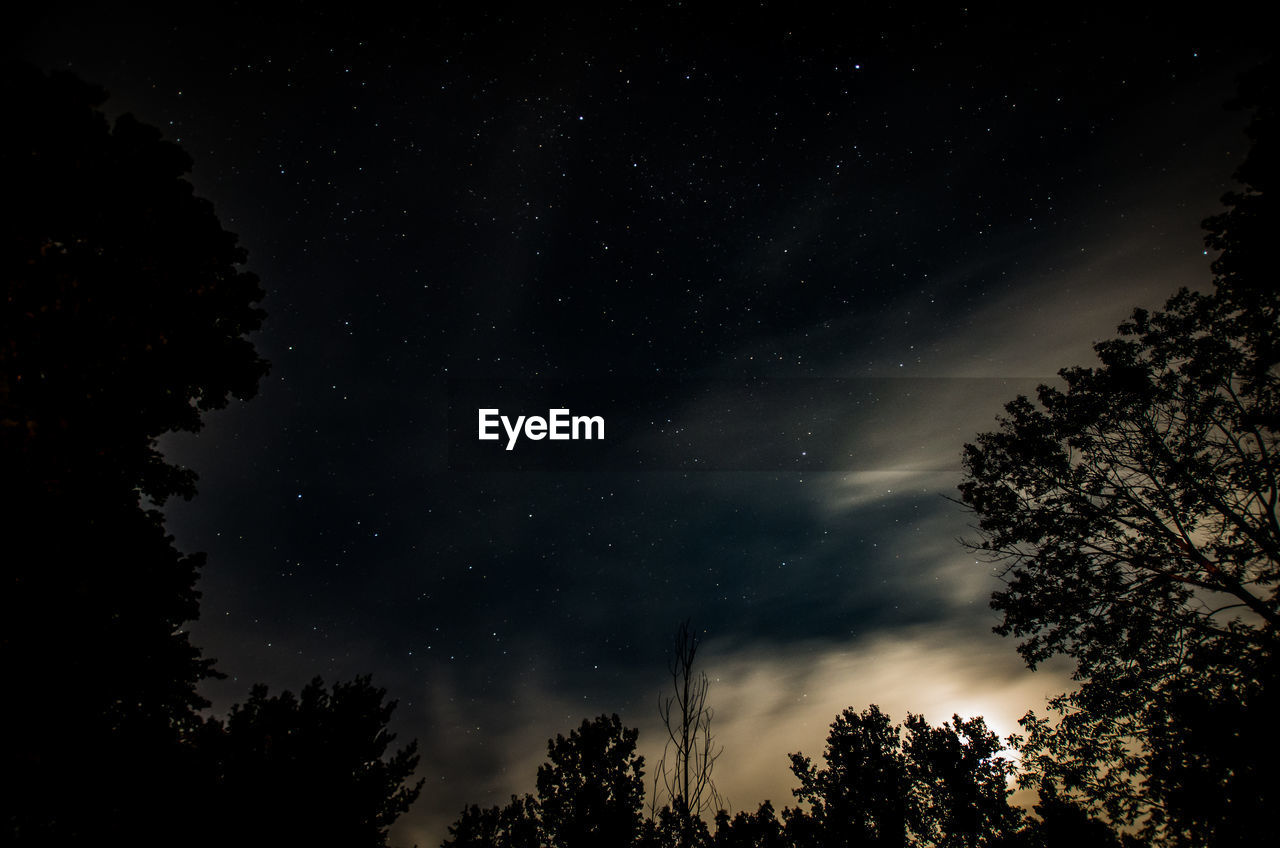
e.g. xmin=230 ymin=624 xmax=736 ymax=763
xmin=652 ymin=620 xmax=723 ymax=844
xmin=786 ymin=705 xmax=911 ymax=848
xmin=641 ymin=798 xmax=714 ymax=848
xmin=1 ymin=63 xmax=267 ymax=841
xmin=784 ymin=706 xmax=1023 ymax=848
xmin=446 ymin=714 xmax=648 ymax=848
xmin=711 ymin=801 xmax=786 ymax=848
xmin=1019 ymin=781 xmax=1127 ymax=848
xmin=537 ymin=714 xmax=647 ymax=848
xmin=1 ymin=63 xmax=427 ymax=847
xmin=902 ymin=714 xmax=1023 ymax=847
xmin=443 ymin=796 xmax=541 ymax=848
xmin=190 ymin=676 xmax=423 ymax=847
xmin=1 ymin=62 xmax=268 ymax=501
xmin=957 ymin=61 xmax=1278 ymax=845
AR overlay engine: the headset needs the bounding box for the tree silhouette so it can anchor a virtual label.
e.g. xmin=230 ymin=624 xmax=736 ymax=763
xmin=1 ymin=63 xmax=267 ymax=841
xmin=785 ymin=705 xmax=910 ymax=848
xmin=1 ymin=62 xmax=267 ymax=500
xmin=957 ymin=61 xmax=1278 ymax=844
xmin=902 ymin=714 xmax=1022 ymax=847
xmin=1019 ymin=781 xmax=1127 ymax=848
xmin=537 ymin=714 xmax=647 ymax=848
xmin=446 ymin=713 xmax=646 ymax=848
xmin=443 ymin=796 xmax=541 ymax=848
xmin=189 ymin=676 xmax=423 ymax=847
xmin=641 ymin=797 xmax=714 ymax=848
xmin=711 ymin=801 xmax=786 ymax=848
xmin=784 ymin=706 xmax=1024 ymax=848
xmin=443 ymin=804 xmax=505 ymax=846
xmin=652 ymin=619 xmax=723 ymax=844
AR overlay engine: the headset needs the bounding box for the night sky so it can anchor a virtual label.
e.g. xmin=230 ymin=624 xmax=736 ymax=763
xmin=11 ymin=6 xmax=1264 ymax=844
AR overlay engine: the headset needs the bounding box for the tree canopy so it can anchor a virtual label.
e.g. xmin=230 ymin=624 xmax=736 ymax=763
xmin=1 ymin=63 xmax=267 ymax=502
xmin=445 ymin=713 xmax=646 ymax=848
xmin=2 ymin=65 xmax=428 ymax=845
xmin=957 ymin=60 xmax=1278 ymax=844
xmin=784 ymin=706 xmax=1023 ymax=848
xmin=445 ymin=705 xmax=1051 ymax=848
xmin=190 ymin=676 xmax=423 ymax=847
xmin=1 ymin=62 xmax=269 ymax=842
xmin=538 ymin=713 xmax=648 ymax=848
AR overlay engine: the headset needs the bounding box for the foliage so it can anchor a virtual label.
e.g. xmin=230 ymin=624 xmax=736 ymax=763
xmin=445 ymin=713 xmax=646 ymax=848
xmin=642 ymin=798 xmax=714 ymax=848
xmin=712 ymin=801 xmax=787 ymax=848
xmin=1 ymin=62 xmax=268 ymax=842
xmin=2 ymin=66 xmax=422 ymax=847
xmin=1 ymin=63 xmax=268 ymax=502
xmin=783 ymin=705 xmax=1023 ymax=848
xmin=535 ymin=714 xmax=647 ymax=848
xmin=444 ymin=796 xmax=541 ymax=848
xmin=902 ymin=714 xmax=1024 ymax=846
xmin=191 ymin=676 xmax=423 ymax=846
xmin=786 ymin=705 xmax=911 ymax=848
xmin=1019 ymin=782 xmax=1126 ymax=848
xmin=957 ymin=60 xmax=1278 ymax=844
xmin=445 ymin=704 xmax=1037 ymax=848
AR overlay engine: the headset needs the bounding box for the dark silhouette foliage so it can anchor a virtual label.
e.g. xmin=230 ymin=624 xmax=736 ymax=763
xmin=537 ymin=714 xmax=648 ymax=848
xmin=958 ymin=60 xmax=1278 ymax=844
xmin=1 ymin=62 xmax=268 ymax=502
xmin=641 ymin=797 xmax=715 ymax=848
xmin=1 ymin=63 xmax=267 ymax=841
xmin=3 ymin=66 xmax=421 ymax=846
xmin=443 ymin=796 xmax=541 ymax=848
xmin=786 ymin=705 xmax=911 ymax=848
xmin=444 ymin=714 xmax=646 ymax=848
xmin=902 ymin=713 xmax=1025 ymax=846
xmin=1019 ymin=782 xmax=1127 ymax=848
xmin=783 ymin=706 xmax=1024 ymax=848
xmin=190 ymin=676 xmax=423 ymax=847
xmin=712 ymin=801 xmax=787 ymax=848
xmin=445 ymin=704 xmax=1051 ymax=848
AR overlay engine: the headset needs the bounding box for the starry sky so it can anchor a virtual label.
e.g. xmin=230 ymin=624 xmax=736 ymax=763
xmin=10 ymin=5 xmax=1265 ymax=844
